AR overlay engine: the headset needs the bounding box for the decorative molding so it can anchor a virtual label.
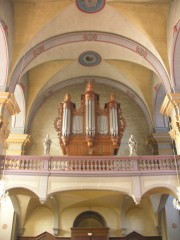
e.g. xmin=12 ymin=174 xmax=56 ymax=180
xmin=76 ymin=0 xmax=105 ymax=13
xmin=0 ymin=93 xmax=20 ymax=146
xmin=0 ymin=19 xmax=8 ymax=36
xmin=136 ymin=45 xmax=147 ymax=58
xmin=152 ymin=132 xmax=173 ymax=155
xmin=79 ymin=51 xmax=101 ymax=66
xmin=10 ymin=31 xmax=171 ymax=93
xmin=0 ymin=18 xmax=9 ymax=88
xmin=160 ymin=93 xmax=180 ymax=147
xmin=172 ymin=20 xmax=180 ymax=88
xmin=33 ymin=44 xmax=44 ymax=57
xmin=83 ymin=33 xmax=97 ymax=41
xmin=0 ymin=92 xmax=20 ymax=116
xmin=160 ymin=93 xmax=180 ymax=117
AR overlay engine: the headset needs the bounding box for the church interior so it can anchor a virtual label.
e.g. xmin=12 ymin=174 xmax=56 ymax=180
xmin=0 ymin=0 xmax=180 ymax=239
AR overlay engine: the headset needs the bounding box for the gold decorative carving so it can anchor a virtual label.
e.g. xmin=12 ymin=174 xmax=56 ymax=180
xmin=0 ymin=92 xmax=20 ymax=115
xmin=161 ymin=93 xmax=180 ymax=134
xmin=0 ymin=92 xmax=20 ymax=147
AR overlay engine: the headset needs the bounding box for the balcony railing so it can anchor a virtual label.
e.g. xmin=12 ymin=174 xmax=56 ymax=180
xmin=0 ymin=155 xmax=180 ymax=176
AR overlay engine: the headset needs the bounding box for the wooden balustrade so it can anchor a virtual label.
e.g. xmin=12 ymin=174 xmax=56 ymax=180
xmin=0 ymin=155 xmax=180 ymax=176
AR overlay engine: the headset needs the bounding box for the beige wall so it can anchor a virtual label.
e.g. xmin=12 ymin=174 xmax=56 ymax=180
xmin=26 ymin=83 xmax=152 ymax=156
xmin=24 ymin=206 xmax=54 ymax=236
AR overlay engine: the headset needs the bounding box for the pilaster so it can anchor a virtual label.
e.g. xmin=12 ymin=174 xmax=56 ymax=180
xmin=0 ymin=92 xmax=20 ymax=152
xmin=160 ymin=93 xmax=180 ymax=154
xmin=38 ymin=176 xmax=49 ymax=204
xmin=131 ymin=176 xmax=141 ymax=205
xmin=6 ymin=134 xmax=31 ymax=155
xmin=152 ymin=133 xmax=173 ymax=155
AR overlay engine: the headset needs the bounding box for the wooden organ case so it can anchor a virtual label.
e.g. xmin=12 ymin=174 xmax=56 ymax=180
xmin=54 ymin=83 xmax=126 ymax=156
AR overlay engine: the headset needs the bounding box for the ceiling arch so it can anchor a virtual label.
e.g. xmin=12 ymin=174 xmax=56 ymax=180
xmin=171 ymin=20 xmax=180 ymax=91
xmin=25 ymin=77 xmax=153 ymax=133
xmin=9 ymin=31 xmax=171 ymax=93
xmin=0 ymin=18 xmax=9 ymax=90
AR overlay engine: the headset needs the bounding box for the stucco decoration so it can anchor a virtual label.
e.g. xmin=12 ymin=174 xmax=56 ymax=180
xmin=136 ymin=45 xmax=147 ymax=58
xmin=76 ymin=0 xmax=105 ymax=13
xmin=79 ymin=51 xmax=101 ymax=66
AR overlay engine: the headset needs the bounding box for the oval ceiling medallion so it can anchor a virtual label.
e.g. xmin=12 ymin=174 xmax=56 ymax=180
xmin=79 ymin=51 xmax=101 ymax=66
xmin=76 ymin=0 xmax=105 ymax=13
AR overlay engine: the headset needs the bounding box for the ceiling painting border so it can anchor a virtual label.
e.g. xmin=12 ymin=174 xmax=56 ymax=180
xmin=9 ymin=31 xmax=171 ymax=93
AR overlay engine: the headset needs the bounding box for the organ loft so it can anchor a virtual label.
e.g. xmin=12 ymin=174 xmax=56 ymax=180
xmin=54 ymin=82 xmax=126 ymax=156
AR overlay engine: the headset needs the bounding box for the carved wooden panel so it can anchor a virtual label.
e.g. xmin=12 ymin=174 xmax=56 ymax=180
xmin=109 ymin=231 xmax=162 ymax=240
xmin=18 ymin=231 xmax=162 ymax=240
xmin=71 ymin=227 xmax=109 ymax=240
xmin=18 ymin=231 xmax=59 ymax=240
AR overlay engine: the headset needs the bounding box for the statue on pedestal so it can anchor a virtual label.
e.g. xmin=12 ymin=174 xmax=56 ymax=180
xmin=128 ymin=135 xmax=137 ymax=156
xmin=43 ymin=134 xmax=52 ymax=155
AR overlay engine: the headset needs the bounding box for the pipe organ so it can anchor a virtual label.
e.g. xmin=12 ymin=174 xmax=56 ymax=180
xmin=54 ymin=83 xmax=126 ymax=156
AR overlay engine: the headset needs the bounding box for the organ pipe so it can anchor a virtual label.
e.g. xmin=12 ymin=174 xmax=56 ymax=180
xmin=85 ymin=99 xmax=95 ymax=136
xmin=110 ymin=106 xmax=118 ymax=136
xmin=85 ymin=83 xmax=96 ymax=137
xmin=61 ymin=93 xmax=75 ymax=138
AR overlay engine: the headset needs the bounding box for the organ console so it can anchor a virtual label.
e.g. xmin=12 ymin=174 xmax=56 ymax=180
xmin=54 ymin=82 xmax=126 ymax=156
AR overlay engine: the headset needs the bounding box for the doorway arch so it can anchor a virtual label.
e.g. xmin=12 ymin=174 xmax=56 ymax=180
xmin=71 ymin=211 xmax=109 ymax=240
xmin=73 ymin=211 xmax=107 ymax=228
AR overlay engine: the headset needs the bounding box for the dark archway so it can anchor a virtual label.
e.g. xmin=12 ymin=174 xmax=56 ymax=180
xmin=73 ymin=211 xmax=107 ymax=228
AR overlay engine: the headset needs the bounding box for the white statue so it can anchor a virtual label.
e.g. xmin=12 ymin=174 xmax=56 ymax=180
xmin=128 ymin=135 xmax=137 ymax=156
xmin=43 ymin=134 xmax=52 ymax=155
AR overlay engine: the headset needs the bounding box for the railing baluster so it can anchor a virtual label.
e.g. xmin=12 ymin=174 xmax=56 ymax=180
xmin=1 ymin=155 xmax=180 ymax=176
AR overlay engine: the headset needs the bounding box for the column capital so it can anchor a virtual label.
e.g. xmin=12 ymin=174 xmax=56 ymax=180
xmin=160 ymin=92 xmax=180 ymax=117
xmin=0 ymin=92 xmax=20 ymax=116
xmin=0 ymin=92 xmax=20 ymax=152
xmin=6 ymin=134 xmax=31 ymax=155
xmin=161 ymin=93 xmax=180 ymax=154
xmin=152 ymin=133 xmax=173 ymax=155
xmin=169 ymin=128 xmax=180 ymax=141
